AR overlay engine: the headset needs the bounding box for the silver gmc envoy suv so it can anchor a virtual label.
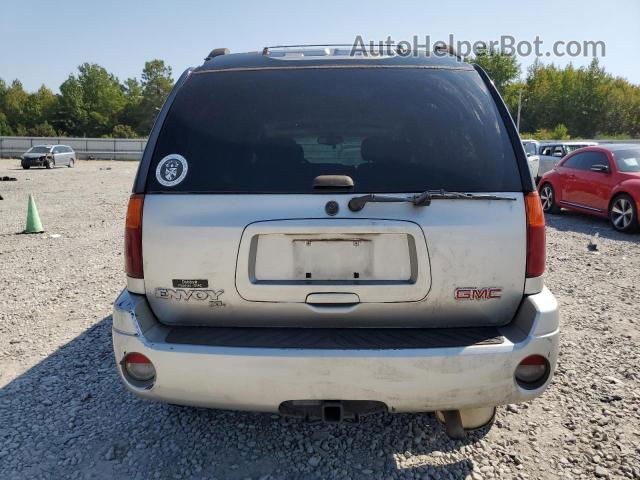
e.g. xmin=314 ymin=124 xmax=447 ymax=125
xmin=113 ymin=45 xmax=559 ymax=439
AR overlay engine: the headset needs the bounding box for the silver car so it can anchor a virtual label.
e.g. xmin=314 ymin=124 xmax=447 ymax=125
xmin=112 ymin=45 xmax=559 ymax=439
xmin=21 ymin=144 xmax=76 ymax=169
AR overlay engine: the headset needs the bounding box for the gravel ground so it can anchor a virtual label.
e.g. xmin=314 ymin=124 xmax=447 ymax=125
xmin=0 ymin=159 xmax=639 ymax=480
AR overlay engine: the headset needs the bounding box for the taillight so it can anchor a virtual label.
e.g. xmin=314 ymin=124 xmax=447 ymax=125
xmin=122 ymin=352 xmax=156 ymax=382
xmin=515 ymin=355 xmax=550 ymax=388
xmin=125 ymin=194 xmax=144 ymax=278
xmin=524 ymin=191 xmax=545 ymax=277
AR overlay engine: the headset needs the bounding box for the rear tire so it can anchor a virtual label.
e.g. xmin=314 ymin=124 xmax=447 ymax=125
xmin=22 ymin=164 xmax=30 ymax=170
xmin=68 ymin=158 xmax=75 ymax=168
xmin=609 ymin=194 xmax=638 ymax=233
xmin=540 ymin=183 xmax=561 ymax=214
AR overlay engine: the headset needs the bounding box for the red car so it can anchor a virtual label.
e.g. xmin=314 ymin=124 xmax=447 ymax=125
xmin=538 ymin=144 xmax=640 ymax=232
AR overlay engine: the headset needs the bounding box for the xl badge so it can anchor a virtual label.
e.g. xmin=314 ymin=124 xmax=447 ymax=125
xmin=155 ymin=287 xmax=225 ymax=307
xmin=454 ymin=287 xmax=502 ymax=300
xmin=156 ymin=154 xmax=188 ymax=187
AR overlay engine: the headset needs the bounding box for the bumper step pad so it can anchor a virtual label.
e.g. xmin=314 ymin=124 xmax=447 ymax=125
xmin=164 ymin=326 xmax=504 ymax=350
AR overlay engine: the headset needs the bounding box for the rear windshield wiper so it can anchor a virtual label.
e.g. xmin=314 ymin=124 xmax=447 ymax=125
xmin=348 ymin=190 xmax=516 ymax=212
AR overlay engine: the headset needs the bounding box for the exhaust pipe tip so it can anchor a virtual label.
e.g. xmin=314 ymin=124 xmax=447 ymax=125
xmin=439 ymin=410 xmax=466 ymax=439
xmin=436 ymin=406 xmax=497 ymax=439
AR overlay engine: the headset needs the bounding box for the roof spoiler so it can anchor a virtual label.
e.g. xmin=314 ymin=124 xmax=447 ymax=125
xmin=433 ymin=44 xmax=462 ymax=60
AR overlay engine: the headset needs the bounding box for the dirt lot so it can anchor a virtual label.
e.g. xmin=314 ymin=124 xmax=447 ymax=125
xmin=0 ymin=159 xmax=639 ymax=480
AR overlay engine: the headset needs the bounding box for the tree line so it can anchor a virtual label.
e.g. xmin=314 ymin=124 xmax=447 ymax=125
xmin=472 ymin=52 xmax=640 ymax=139
xmin=0 ymin=55 xmax=638 ymax=139
xmin=0 ymin=60 xmax=173 ymax=138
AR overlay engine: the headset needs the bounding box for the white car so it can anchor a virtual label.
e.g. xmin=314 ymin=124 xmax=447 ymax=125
xmin=522 ymin=139 xmax=541 ymax=181
xmin=112 ymin=45 xmax=559 ymax=439
xmin=537 ymin=141 xmax=598 ymax=180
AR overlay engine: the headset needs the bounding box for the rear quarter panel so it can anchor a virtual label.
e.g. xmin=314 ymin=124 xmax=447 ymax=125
xmin=612 ymin=177 xmax=640 ymax=208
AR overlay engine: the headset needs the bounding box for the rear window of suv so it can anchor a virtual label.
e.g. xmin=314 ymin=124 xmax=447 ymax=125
xmin=147 ymin=68 xmax=521 ymax=193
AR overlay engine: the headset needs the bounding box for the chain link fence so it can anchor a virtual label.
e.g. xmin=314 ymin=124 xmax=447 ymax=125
xmin=0 ymin=136 xmax=147 ymax=160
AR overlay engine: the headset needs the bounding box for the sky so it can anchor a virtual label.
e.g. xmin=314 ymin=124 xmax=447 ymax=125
xmin=1 ymin=0 xmax=639 ymax=92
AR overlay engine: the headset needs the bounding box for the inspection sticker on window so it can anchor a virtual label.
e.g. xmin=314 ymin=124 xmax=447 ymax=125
xmin=156 ymin=154 xmax=188 ymax=187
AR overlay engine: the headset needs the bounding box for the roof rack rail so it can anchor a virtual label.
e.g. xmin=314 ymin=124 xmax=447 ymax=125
xmin=205 ymin=48 xmax=230 ymax=60
xmin=262 ymin=44 xmax=354 ymax=55
xmin=261 ymin=43 xmax=462 ymax=59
